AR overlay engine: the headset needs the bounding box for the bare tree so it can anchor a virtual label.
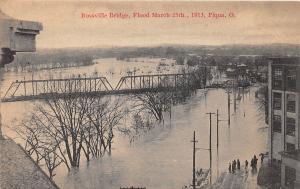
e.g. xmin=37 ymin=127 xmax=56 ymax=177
xmin=39 ymin=95 xmax=89 ymax=168
xmin=13 ymin=81 xmax=125 ymax=176
xmin=12 ymin=116 xmax=64 ymax=179
xmin=131 ymin=91 xmax=172 ymax=123
xmin=42 ymin=145 xmax=63 ymax=179
xmin=82 ymin=96 xmax=124 ymax=158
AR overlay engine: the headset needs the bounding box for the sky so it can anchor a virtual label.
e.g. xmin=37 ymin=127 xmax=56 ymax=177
xmin=1 ymin=0 xmax=300 ymax=48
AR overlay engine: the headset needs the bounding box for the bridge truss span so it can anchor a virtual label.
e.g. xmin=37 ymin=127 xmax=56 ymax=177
xmin=2 ymin=77 xmax=113 ymax=102
xmin=2 ymin=72 xmax=207 ymax=102
xmin=115 ymin=73 xmax=203 ymax=91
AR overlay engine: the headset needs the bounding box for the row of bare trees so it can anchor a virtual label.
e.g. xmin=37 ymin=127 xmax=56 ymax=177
xmin=130 ymin=67 xmax=207 ymax=123
xmin=13 ymin=94 xmax=124 ymax=179
xmin=119 ymin=88 xmax=197 ymax=142
xmin=118 ymin=68 xmax=209 ymax=141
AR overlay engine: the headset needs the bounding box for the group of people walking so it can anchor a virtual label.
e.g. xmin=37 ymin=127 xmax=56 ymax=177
xmin=228 ymin=159 xmax=241 ymax=173
xmin=228 ymin=154 xmax=264 ymax=174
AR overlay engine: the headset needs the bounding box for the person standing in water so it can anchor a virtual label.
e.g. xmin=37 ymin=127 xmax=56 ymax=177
xmin=237 ymin=159 xmax=241 ymax=170
xmin=232 ymin=160 xmax=236 ymax=173
xmin=245 ymin=160 xmax=248 ymax=170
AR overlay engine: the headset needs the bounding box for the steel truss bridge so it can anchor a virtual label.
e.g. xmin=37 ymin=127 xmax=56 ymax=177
xmin=2 ymin=73 xmax=208 ymax=102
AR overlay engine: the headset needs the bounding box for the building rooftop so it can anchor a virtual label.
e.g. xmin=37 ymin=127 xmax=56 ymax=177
xmin=0 ymin=138 xmax=59 ymax=189
xmin=269 ymin=57 xmax=300 ymax=66
xmin=279 ymin=149 xmax=300 ymax=161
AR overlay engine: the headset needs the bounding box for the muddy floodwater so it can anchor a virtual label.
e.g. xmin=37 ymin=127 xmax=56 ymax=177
xmin=0 ymin=58 xmax=268 ymax=189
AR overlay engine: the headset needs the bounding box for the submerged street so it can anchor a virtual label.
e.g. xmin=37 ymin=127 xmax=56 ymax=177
xmin=56 ymin=87 xmax=267 ymax=189
xmin=1 ymin=59 xmax=268 ymax=189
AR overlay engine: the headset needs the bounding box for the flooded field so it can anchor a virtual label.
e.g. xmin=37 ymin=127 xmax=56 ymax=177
xmin=0 ymin=58 xmax=268 ymax=189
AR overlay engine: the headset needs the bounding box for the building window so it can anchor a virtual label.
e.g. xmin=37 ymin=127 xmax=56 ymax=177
xmin=273 ymin=93 xmax=282 ymax=110
xmin=273 ymin=66 xmax=283 ymax=90
xmin=286 ymin=67 xmax=296 ymax=91
xmin=287 ymin=94 xmax=296 ymax=113
xmin=286 ymin=143 xmax=295 ymax=151
xmin=273 ymin=115 xmax=281 ymax=133
xmin=285 ymin=166 xmax=296 ymax=188
xmin=286 ymin=117 xmax=296 ymax=136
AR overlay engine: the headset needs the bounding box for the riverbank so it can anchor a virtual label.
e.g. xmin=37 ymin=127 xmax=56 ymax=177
xmin=0 ymin=138 xmax=59 ymax=189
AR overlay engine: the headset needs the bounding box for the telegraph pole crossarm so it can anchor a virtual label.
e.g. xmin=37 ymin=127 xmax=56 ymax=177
xmin=196 ymin=147 xmax=209 ymax=151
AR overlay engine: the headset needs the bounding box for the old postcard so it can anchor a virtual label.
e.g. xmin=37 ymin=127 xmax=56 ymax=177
xmin=0 ymin=1 xmax=299 ymax=189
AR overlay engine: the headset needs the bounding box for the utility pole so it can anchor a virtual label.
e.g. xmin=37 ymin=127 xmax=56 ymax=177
xmin=215 ymin=109 xmax=228 ymax=152
xmin=206 ymin=112 xmax=215 ymax=185
xmin=204 ymin=66 xmax=207 ymax=88
xmin=233 ymin=81 xmax=237 ymax=113
xmin=226 ymin=89 xmax=231 ymax=126
xmin=216 ymin=109 xmax=219 ymax=151
xmin=0 ymin=69 xmax=3 ymax=139
xmin=233 ymin=63 xmax=238 ymax=113
xmin=169 ymin=95 xmax=172 ymax=121
xmin=0 ymin=96 xmax=2 ymax=139
xmin=216 ymin=109 xmax=220 ymax=179
xmin=191 ymin=131 xmax=198 ymax=189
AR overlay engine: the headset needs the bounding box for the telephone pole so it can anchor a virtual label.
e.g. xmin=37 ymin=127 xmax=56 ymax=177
xmin=0 ymin=69 xmax=3 ymax=139
xmin=226 ymin=89 xmax=231 ymax=126
xmin=215 ymin=109 xmax=228 ymax=152
xmin=216 ymin=109 xmax=220 ymax=179
xmin=216 ymin=109 xmax=219 ymax=151
xmin=233 ymin=63 xmax=238 ymax=113
xmin=233 ymin=81 xmax=237 ymax=113
xmin=206 ymin=112 xmax=215 ymax=185
xmin=191 ymin=131 xmax=198 ymax=189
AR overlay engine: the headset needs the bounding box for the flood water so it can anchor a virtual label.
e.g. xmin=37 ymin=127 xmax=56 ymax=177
xmin=0 ymin=58 xmax=268 ymax=189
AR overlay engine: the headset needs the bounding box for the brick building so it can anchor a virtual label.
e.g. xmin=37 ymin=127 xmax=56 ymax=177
xmin=268 ymin=57 xmax=300 ymax=188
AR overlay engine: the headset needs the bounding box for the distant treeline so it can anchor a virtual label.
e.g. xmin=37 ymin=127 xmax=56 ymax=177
xmin=5 ymin=49 xmax=96 ymax=72
xmin=5 ymin=43 xmax=300 ymax=72
xmin=114 ymin=44 xmax=300 ymax=59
